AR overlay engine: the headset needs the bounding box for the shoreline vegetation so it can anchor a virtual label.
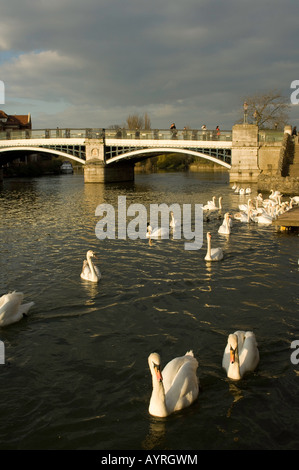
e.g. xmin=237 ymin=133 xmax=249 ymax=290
xmin=2 ymin=153 xmax=228 ymax=178
xmin=134 ymin=153 xmax=228 ymax=173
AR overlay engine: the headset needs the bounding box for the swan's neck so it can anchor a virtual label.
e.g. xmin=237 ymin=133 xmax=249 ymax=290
xmin=206 ymin=237 xmax=212 ymax=260
xmin=228 ymin=347 xmax=241 ymax=380
xmin=149 ymin=376 xmax=168 ymax=417
xmin=87 ymin=255 xmax=98 ymax=281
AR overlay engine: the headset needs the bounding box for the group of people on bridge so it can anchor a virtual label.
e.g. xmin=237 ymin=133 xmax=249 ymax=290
xmin=170 ymin=123 xmax=221 ymax=140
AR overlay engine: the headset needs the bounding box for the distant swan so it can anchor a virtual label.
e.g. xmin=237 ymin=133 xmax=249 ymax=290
xmin=204 ymin=232 xmax=223 ymax=261
xmin=170 ymin=211 xmax=179 ymax=229
xmin=203 ymin=196 xmax=222 ymax=212
xmin=148 ymin=350 xmax=199 ymax=417
xmin=0 ymin=292 xmax=34 ymax=327
xmin=222 ymin=330 xmax=259 ymax=380
xmin=203 ymin=196 xmax=217 ymax=211
xmin=80 ymin=250 xmax=101 ymax=282
xmin=218 ymin=212 xmax=231 ymax=235
xmin=146 ymin=224 xmax=169 ymax=239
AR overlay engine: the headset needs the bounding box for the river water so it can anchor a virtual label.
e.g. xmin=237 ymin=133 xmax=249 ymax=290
xmin=0 ymin=171 xmax=298 ymax=450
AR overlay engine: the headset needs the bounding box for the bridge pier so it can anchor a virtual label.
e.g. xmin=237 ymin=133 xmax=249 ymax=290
xmin=84 ymin=139 xmax=134 ymax=183
xmin=230 ymin=124 xmax=260 ymax=183
xmin=84 ymin=160 xmax=135 ymax=183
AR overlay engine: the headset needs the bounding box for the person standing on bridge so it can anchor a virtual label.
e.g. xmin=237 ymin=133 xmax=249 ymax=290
xmin=216 ymin=125 xmax=220 ymax=140
xmin=170 ymin=123 xmax=178 ymax=139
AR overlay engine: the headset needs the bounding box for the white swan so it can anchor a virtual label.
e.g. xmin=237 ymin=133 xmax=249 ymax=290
xmin=234 ymin=207 xmax=251 ymax=223
xmin=204 ymin=196 xmax=223 ymax=212
xmin=290 ymin=196 xmax=299 ymax=205
xmin=148 ymin=350 xmax=199 ymax=417
xmin=80 ymin=250 xmax=101 ymax=282
xmin=146 ymin=224 xmax=169 ymax=239
xmin=269 ymin=189 xmax=282 ymax=200
xmin=203 ymin=196 xmax=217 ymax=211
xmin=170 ymin=211 xmax=179 ymax=229
xmin=218 ymin=212 xmax=231 ymax=235
xmin=0 ymin=292 xmax=34 ymax=327
xmin=222 ymin=330 xmax=259 ymax=380
xmin=204 ymin=232 xmax=223 ymax=261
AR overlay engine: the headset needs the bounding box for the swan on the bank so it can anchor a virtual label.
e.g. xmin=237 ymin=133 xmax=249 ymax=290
xmin=269 ymin=189 xmax=282 ymax=200
xmin=204 ymin=232 xmax=223 ymax=261
xmin=148 ymin=350 xmax=199 ymax=417
xmin=0 ymin=292 xmax=34 ymax=327
xmin=222 ymin=331 xmax=260 ymax=380
xmin=218 ymin=212 xmax=231 ymax=235
xmin=80 ymin=250 xmax=101 ymax=282
xmin=290 ymin=196 xmax=299 ymax=205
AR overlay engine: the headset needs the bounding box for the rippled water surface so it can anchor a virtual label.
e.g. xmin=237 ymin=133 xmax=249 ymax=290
xmin=0 ymin=171 xmax=298 ymax=450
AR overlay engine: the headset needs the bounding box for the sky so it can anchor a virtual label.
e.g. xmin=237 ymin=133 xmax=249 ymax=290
xmin=0 ymin=0 xmax=298 ymax=131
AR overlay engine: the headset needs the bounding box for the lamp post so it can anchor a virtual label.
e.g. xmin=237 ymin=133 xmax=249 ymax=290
xmin=243 ymin=101 xmax=248 ymax=124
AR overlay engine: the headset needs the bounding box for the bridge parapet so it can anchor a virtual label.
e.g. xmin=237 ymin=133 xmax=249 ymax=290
xmin=0 ymin=128 xmax=232 ymax=143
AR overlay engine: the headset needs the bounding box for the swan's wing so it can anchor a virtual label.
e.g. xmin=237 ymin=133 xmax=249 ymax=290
xmin=239 ymin=332 xmax=259 ymax=375
xmin=94 ymin=265 xmax=101 ymax=278
xmin=0 ymin=292 xmax=23 ymax=315
xmin=211 ymin=248 xmax=223 ymax=260
xmin=81 ymin=260 xmax=90 ymax=278
xmin=164 ymin=354 xmax=199 ymax=413
xmin=163 ymin=353 xmax=198 ymax=392
xmin=18 ymin=302 xmax=34 ymax=316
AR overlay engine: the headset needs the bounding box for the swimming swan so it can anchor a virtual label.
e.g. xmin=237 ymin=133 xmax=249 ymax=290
xmin=218 ymin=212 xmax=231 ymax=235
xmin=146 ymin=224 xmax=169 ymax=239
xmin=222 ymin=330 xmax=259 ymax=380
xmin=0 ymin=292 xmax=34 ymax=327
xmin=148 ymin=351 xmax=199 ymax=417
xmin=170 ymin=211 xmax=179 ymax=229
xmin=80 ymin=250 xmax=101 ymax=282
xmin=204 ymin=232 xmax=223 ymax=261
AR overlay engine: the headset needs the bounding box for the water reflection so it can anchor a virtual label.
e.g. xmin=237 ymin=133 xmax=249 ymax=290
xmin=226 ymin=382 xmax=244 ymax=418
xmin=142 ymin=419 xmax=166 ymax=450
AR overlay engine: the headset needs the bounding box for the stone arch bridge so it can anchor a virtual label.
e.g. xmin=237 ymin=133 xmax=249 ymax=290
xmin=0 ymin=126 xmax=285 ymax=183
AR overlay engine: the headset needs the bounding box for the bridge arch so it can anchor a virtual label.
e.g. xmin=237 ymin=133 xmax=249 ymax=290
xmin=106 ymin=147 xmax=231 ymax=168
xmin=0 ymin=146 xmax=86 ymax=165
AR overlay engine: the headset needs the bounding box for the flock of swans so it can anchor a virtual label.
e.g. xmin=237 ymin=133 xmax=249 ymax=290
xmin=147 ymin=185 xmax=298 ymax=416
xmin=1 ymin=185 xmax=297 ymax=419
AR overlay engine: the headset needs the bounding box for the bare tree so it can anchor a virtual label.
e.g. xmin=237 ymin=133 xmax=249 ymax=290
xmin=239 ymin=89 xmax=290 ymax=129
xmin=126 ymin=114 xmax=144 ymax=129
xmin=126 ymin=113 xmax=151 ymax=130
xmin=144 ymin=112 xmax=151 ymax=130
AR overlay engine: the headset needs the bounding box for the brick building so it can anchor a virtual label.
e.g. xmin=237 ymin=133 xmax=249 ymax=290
xmin=0 ymin=110 xmax=32 ymax=131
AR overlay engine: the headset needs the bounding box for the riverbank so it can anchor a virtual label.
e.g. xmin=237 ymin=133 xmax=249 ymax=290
xmin=257 ymin=173 xmax=299 ymax=195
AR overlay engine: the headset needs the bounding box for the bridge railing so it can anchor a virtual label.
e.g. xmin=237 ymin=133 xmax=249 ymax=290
xmin=0 ymin=128 xmax=232 ymax=142
xmin=105 ymin=128 xmax=232 ymax=141
xmin=258 ymin=130 xmax=284 ymax=142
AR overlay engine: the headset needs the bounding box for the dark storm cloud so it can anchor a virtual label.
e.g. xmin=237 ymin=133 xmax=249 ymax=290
xmin=0 ymin=0 xmax=298 ymax=128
